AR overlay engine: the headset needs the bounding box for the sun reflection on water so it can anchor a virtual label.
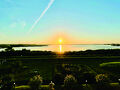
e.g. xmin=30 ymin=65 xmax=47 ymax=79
xmin=58 ymin=38 xmax=63 ymax=54
xmin=59 ymin=45 xmax=62 ymax=53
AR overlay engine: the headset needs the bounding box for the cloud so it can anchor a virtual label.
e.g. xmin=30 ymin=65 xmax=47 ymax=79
xmin=28 ymin=0 xmax=55 ymax=33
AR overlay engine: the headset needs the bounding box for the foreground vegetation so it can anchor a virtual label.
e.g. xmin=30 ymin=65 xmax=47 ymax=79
xmin=0 ymin=49 xmax=120 ymax=90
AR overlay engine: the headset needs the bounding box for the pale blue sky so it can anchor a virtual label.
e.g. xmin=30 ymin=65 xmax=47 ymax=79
xmin=0 ymin=0 xmax=120 ymax=44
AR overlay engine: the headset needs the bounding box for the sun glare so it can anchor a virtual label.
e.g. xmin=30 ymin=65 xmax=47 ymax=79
xmin=59 ymin=39 xmax=63 ymax=44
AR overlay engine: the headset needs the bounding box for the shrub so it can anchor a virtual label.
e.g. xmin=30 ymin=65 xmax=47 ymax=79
xmin=64 ymin=75 xmax=77 ymax=89
xmin=1 ymin=75 xmax=15 ymax=90
xmin=96 ymin=74 xmax=109 ymax=84
xmin=96 ymin=74 xmax=110 ymax=90
xmin=28 ymin=75 xmax=43 ymax=90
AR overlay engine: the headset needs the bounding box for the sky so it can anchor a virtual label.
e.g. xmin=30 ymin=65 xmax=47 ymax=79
xmin=0 ymin=0 xmax=120 ymax=44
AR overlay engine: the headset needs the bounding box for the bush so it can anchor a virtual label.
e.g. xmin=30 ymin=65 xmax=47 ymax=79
xmin=64 ymin=75 xmax=77 ymax=89
xmin=28 ymin=75 xmax=43 ymax=90
xmin=96 ymin=74 xmax=110 ymax=90
xmin=96 ymin=74 xmax=109 ymax=84
xmin=1 ymin=75 xmax=15 ymax=90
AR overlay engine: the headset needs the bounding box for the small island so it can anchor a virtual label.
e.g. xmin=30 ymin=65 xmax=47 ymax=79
xmin=105 ymin=44 xmax=120 ymax=46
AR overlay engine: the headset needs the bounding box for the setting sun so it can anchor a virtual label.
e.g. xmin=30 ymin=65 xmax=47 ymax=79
xmin=59 ymin=39 xmax=63 ymax=44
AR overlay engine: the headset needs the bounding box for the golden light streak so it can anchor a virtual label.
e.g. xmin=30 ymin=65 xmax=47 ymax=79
xmin=58 ymin=38 xmax=63 ymax=53
xmin=59 ymin=45 xmax=62 ymax=53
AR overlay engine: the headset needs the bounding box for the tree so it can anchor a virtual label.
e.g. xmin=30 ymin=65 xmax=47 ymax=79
xmin=96 ymin=74 xmax=109 ymax=84
xmin=64 ymin=75 xmax=77 ymax=89
xmin=28 ymin=75 xmax=43 ymax=90
xmin=5 ymin=46 xmax=14 ymax=52
xmin=96 ymin=74 xmax=110 ymax=90
xmin=1 ymin=75 xmax=15 ymax=90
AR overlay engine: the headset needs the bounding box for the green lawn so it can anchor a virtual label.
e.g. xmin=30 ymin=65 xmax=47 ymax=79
xmin=15 ymin=85 xmax=49 ymax=90
xmin=15 ymin=85 xmax=30 ymax=90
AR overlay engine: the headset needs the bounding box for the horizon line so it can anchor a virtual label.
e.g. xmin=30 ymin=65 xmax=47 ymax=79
xmin=0 ymin=43 xmax=109 ymax=45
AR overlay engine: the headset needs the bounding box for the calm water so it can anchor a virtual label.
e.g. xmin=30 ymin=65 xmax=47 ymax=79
xmin=1 ymin=45 xmax=120 ymax=53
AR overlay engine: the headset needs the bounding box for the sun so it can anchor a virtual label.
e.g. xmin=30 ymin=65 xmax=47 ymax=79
xmin=59 ymin=39 xmax=63 ymax=44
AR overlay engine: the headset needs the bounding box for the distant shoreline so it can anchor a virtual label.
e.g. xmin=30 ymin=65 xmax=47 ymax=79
xmin=0 ymin=44 xmax=48 ymax=49
xmin=105 ymin=44 xmax=120 ymax=46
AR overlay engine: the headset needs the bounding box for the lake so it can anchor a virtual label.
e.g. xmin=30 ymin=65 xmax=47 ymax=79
xmin=1 ymin=44 xmax=120 ymax=53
